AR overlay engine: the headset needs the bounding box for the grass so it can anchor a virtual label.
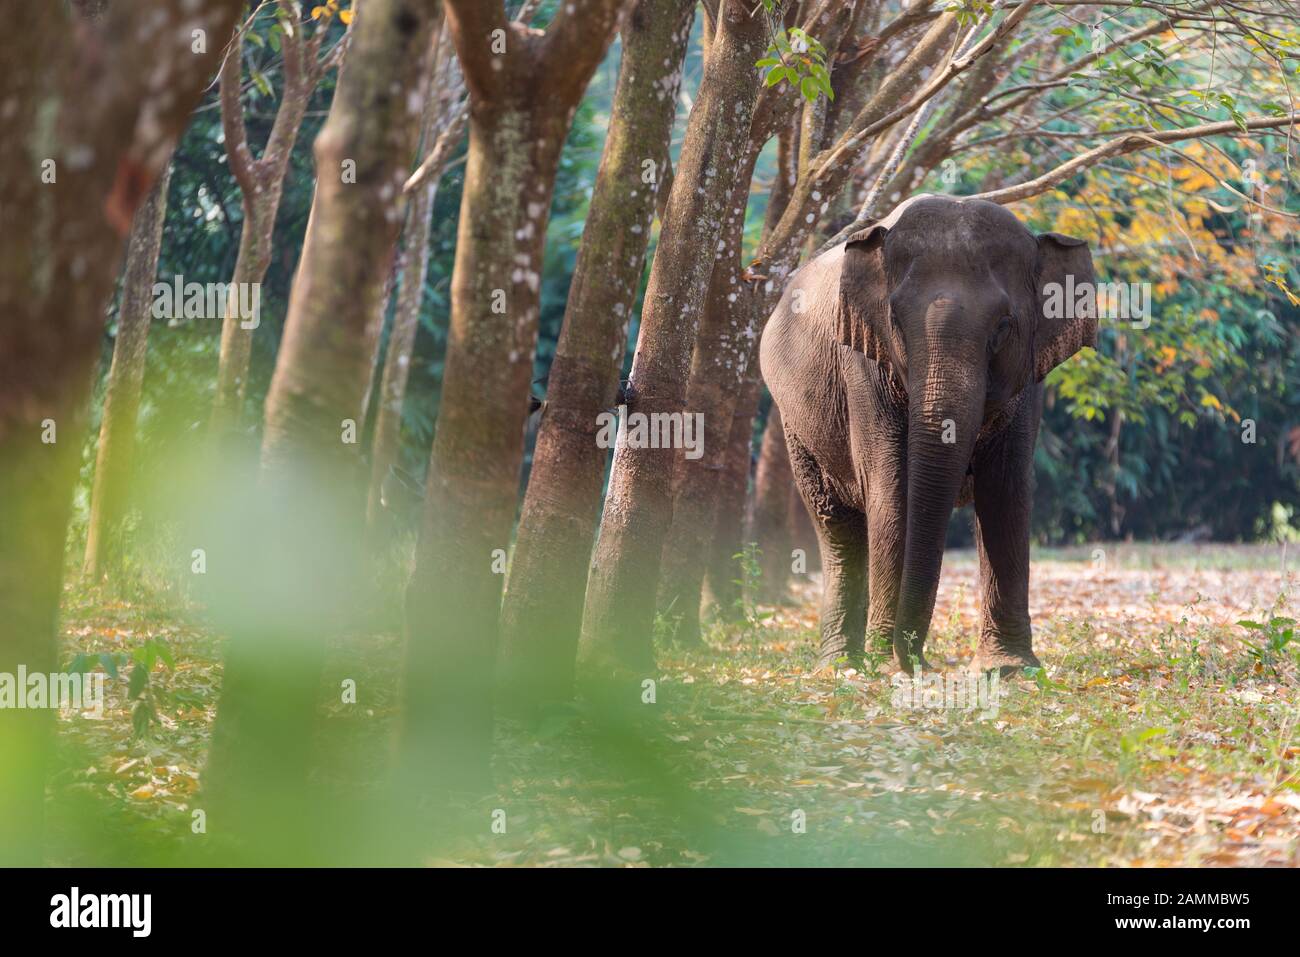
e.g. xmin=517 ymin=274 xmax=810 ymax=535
xmin=45 ymin=543 xmax=1299 ymax=866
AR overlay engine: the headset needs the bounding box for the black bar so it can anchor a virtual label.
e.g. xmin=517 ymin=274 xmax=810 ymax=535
xmin=2 ymin=866 xmax=1292 ymax=943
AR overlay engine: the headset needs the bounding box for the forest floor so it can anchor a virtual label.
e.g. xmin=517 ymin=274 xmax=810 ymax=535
xmin=48 ymin=542 xmax=1299 ymax=867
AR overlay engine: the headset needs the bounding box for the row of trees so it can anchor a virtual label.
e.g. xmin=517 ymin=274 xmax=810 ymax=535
xmin=4 ymin=0 xmax=1297 ymax=861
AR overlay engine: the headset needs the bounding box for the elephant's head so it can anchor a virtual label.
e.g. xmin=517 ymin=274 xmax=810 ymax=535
xmin=837 ymin=196 xmax=1096 ymax=665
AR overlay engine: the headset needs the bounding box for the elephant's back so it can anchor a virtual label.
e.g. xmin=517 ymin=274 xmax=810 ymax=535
xmin=760 ymin=245 xmax=846 ymax=393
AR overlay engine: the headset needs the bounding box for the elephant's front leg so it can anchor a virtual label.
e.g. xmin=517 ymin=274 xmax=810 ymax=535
xmin=971 ymin=401 xmax=1042 ymax=675
xmin=864 ymin=442 xmax=905 ymax=661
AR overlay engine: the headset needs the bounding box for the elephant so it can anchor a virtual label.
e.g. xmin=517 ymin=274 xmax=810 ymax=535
xmin=759 ymin=195 xmax=1097 ymax=675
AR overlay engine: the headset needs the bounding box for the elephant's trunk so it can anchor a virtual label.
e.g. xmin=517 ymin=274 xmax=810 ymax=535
xmin=894 ymin=304 xmax=985 ymax=671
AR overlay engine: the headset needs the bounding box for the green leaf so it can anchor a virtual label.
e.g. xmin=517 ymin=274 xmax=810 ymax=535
xmin=98 ymin=653 xmax=119 ymax=679
xmin=152 ymin=640 xmax=175 ymax=670
xmin=132 ymin=643 xmax=156 ymax=670
xmin=128 ymin=664 xmax=149 ymax=701
xmin=131 ymin=700 xmax=153 ymax=738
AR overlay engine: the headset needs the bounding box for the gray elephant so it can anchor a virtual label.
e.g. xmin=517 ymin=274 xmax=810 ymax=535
xmin=759 ymin=195 xmax=1097 ymax=674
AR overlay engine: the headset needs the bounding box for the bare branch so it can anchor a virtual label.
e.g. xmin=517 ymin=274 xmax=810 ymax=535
xmin=404 ymin=105 xmax=469 ymax=193
xmin=219 ymin=32 xmax=259 ymax=196
xmin=971 ymin=112 xmax=1300 ymax=206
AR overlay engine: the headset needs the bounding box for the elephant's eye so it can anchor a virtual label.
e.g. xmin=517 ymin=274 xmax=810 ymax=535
xmin=989 ymin=316 xmax=1012 ymax=354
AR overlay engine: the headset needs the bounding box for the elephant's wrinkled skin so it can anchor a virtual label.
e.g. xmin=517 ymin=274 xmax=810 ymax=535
xmin=760 ymin=195 xmax=1097 ymax=674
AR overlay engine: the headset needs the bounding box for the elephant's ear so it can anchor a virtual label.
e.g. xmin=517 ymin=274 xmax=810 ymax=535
xmin=838 ymin=223 xmax=891 ymax=366
xmin=1034 ymin=232 xmax=1098 ymax=381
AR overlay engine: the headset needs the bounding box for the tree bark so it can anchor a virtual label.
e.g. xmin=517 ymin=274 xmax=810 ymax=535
xmin=653 ymin=141 xmax=764 ymax=643
xmin=705 ymin=116 xmax=798 ymax=616
xmin=0 ymin=0 xmax=243 ymax=866
xmin=210 ymin=4 xmax=340 ymax=436
xmin=202 ymin=0 xmax=437 ymax=855
xmin=496 ymin=0 xmax=696 ymax=710
xmin=580 ymin=0 xmax=767 ymax=674
xmin=364 ymin=183 xmax=436 ymax=536
xmin=655 ymin=30 xmax=835 ymax=641
xmin=657 ymin=7 xmax=965 ymax=640
xmin=366 ymin=19 xmax=461 ymax=538
xmin=752 ymin=402 xmax=795 ymax=603
xmin=82 ymin=164 xmax=173 ymax=581
xmin=702 ymin=372 xmax=760 ymax=618
xmin=400 ymin=0 xmax=625 ymax=792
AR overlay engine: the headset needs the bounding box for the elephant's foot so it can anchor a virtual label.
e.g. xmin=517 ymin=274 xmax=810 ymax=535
xmin=891 ymin=633 xmax=931 ymax=675
xmin=815 ymin=639 xmax=864 ymax=673
xmin=972 ymin=634 xmax=1041 ymax=677
xmin=891 ymin=650 xmax=932 ymax=675
xmin=866 ymin=626 xmax=894 ymax=658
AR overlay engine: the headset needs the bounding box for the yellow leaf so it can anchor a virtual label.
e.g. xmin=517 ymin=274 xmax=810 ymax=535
xmin=311 ymin=5 xmax=328 ymax=19
xmin=339 ymin=8 xmax=353 ymax=24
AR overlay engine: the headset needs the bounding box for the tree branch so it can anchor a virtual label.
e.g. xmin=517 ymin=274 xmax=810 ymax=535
xmin=538 ymin=0 xmax=626 ymax=105
xmin=971 ymin=113 xmax=1300 ymax=206
xmin=444 ymin=0 xmax=511 ymax=101
xmin=219 ymin=29 xmax=259 ymax=196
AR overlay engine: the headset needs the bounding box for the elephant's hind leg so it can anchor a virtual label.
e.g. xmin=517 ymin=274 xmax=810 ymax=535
xmin=787 ymin=433 xmax=866 ymax=669
xmin=813 ymin=510 xmax=867 ymax=669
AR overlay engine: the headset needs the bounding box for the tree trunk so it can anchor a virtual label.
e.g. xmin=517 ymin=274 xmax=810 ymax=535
xmin=400 ymin=0 xmax=625 ymax=792
xmin=656 ymin=8 xmax=957 ymax=638
xmin=752 ymin=402 xmax=795 ymax=603
xmin=202 ymin=0 xmax=437 ymax=856
xmin=0 ymin=0 xmax=242 ymax=867
xmin=366 ymin=20 xmax=460 ymax=538
xmin=654 ymin=130 xmax=771 ymax=643
xmin=210 ymin=8 xmax=329 ymax=437
xmin=655 ymin=50 xmax=828 ymax=640
xmin=497 ymin=0 xmax=696 ymax=710
xmin=359 ymin=251 xmax=402 ymax=438
xmin=702 ymin=371 xmax=759 ymax=618
xmin=210 ymin=210 xmax=276 ymax=434
xmin=83 ymin=164 xmax=173 ymax=581
xmin=364 ymin=181 xmax=435 ymax=536
xmin=580 ymin=0 xmax=767 ymax=673
xmin=703 ymin=117 xmax=797 ymax=617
